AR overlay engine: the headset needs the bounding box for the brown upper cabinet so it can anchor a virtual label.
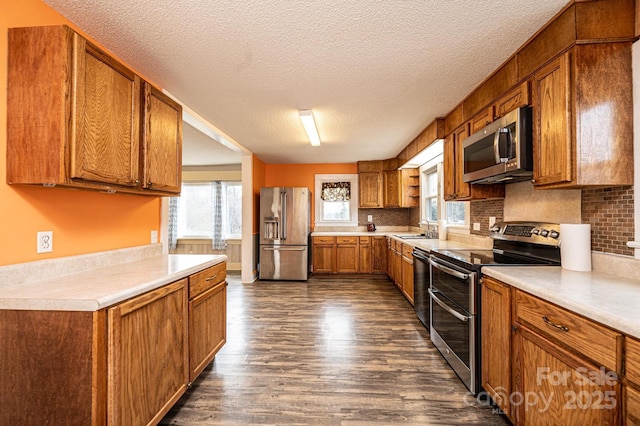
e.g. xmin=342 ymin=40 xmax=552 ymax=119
xmin=6 ymin=25 xmax=182 ymax=196
xmin=357 ymin=160 xmax=384 ymax=208
xmin=531 ymin=44 xmax=633 ymax=188
xmin=384 ymin=168 xmax=419 ymax=208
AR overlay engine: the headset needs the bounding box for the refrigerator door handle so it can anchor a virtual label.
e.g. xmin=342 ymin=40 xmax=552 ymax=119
xmin=281 ymin=190 xmax=287 ymax=240
xmin=263 ymin=246 xmax=306 ymax=251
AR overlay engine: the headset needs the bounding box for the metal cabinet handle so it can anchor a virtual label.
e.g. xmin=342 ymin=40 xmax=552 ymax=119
xmin=542 ymin=315 xmax=569 ymax=332
xmin=205 ymin=274 xmax=218 ymax=281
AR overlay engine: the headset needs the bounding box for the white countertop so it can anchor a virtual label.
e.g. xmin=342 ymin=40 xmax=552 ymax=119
xmin=482 ymin=266 xmax=640 ymax=340
xmin=0 ymin=254 xmax=226 ymax=312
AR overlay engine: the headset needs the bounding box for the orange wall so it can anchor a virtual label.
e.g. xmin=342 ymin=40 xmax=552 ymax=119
xmin=0 ymin=0 xmax=162 ymax=265
xmin=264 ymin=163 xmax=357 ymax=228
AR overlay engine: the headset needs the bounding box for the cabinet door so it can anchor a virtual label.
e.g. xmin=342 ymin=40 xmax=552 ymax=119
xmin=494 ymin=81 xmax=529 ymax=119
xmin=513 ymin=327 xmax=619 ymax=425
xmin=313 ymin=244 xmax=335 ymax=273
xmin=443 ymin=133 xmax=456 ymax=201
xmin=70 ymin=34 xmax=141 ymax=187
xmin=336 ymin=242 xmax=358 ymax=273
xmin=142 ymin=83 xmax=182 ymax=193
xmin=393 ymin=249 xmax=402 ymax=289
xmin=189 ymin=280 xmax=227 ymax=381
xmin=383 ymin=170 xmax=401 ymax=207
xmin=358 ymin=239 xmax=372 ymax=274
xmin=401 ymin=254 xmax=414 ymax=305
xmin=481 ymin=277 xmax=512 ymax=419
xmin=532 ymin=52 xmax=572 ymax=186
xmin=470 ymin=107 xmax=494 ymax=134
xmin=108 ymin=279 xmax=188 ymax=426
xmin=454 ymin=125 xmax=471 ymax=199
xmin=371 ymin=237 xmax=388 ymax=274
xmin=359 ymin=171 xmax=383 ymax=208
xmin=386 ymin=239 xmax=394 ymax=279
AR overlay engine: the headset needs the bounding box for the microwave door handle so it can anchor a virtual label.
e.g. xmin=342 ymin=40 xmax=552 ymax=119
xmin=493 ymin=128 xmax=502 ymax=164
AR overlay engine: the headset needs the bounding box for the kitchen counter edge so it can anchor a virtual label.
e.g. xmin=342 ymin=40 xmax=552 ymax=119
xmin=0 ymin=254 xmax=227 ymax=312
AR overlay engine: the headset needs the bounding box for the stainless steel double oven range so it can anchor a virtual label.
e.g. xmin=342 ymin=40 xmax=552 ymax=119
xmin=413 ymin=221 xmax=562 ymax=394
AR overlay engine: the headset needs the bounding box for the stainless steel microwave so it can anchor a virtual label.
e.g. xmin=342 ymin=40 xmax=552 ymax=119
xmin=462 ymin=106 xmax=532 ymax=184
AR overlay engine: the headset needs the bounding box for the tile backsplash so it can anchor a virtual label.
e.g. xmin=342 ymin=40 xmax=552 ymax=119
xmin=358 ymin=208 xmax=411 ymax=226
xmin=470 ymin=199 xmax=504 ymax=236
xmin=582 ymin=186 xmax=634 ymax=256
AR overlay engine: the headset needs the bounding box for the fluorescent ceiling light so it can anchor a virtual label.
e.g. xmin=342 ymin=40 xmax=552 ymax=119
xmin=299 ymin=109 xmax=321 ymax=146
xmin=399 ymin=139 xmax=444 ymax=169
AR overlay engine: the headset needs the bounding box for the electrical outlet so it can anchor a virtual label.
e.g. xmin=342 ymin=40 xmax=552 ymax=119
xmin=367 ymin=215 xmax=373 ymax=222
xmin=473 ymin=222 xmax=481 ymax=231
xmin=150 ymin=230 xmax=158 ymax=244
xmin=489 ymin=216 xmax=496 ymax=227
xmin=37 ymin=231 xmax=53 ymax=253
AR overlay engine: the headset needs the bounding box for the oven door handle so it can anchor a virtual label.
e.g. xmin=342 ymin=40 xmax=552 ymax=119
xmin=428 ymin=288 xmax=471 ymax=322
xmin=428 ymin=258 xmax=469 ymax=280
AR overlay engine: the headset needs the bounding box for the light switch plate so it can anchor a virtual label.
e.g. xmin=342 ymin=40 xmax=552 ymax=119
xmin=489 ymin=216 xmax=496 ymax=227
xmin=151 ymin=230 xmax=158 ymax=244
xmin=473 ymin=223 xmax=481 ymax=231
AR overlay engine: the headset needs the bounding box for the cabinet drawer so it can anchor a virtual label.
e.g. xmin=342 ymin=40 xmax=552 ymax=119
xmin=515 ymin=290 xmax=621 ymax=371
xmin=313 ymin=236 xmax=335 ymax=245
xmin=359 ymin=236 xmax=371 ymax=245
xmin=336 ymin=236 xmax=358 ymax=245
xmin=402 ymin=244 xmax=413 ymax=258
xmin=626 ymin=337 xmax=640 ymax=385
xmin=189 ymin=263 xmax=226 ymax=300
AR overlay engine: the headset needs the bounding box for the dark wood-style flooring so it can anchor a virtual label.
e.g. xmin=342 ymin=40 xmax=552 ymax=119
xmin=160 ymin=273 xmax=509 ymax=425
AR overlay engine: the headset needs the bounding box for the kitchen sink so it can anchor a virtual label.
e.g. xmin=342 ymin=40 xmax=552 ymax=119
xmin=394 ymin=234 xmax=436 ymax=240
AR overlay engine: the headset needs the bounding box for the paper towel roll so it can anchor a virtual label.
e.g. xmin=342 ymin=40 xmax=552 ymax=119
xmin=560 ymin=224 xmax=592 ymax=271
xmin=438 ymin=220 xmax=447 ymax=241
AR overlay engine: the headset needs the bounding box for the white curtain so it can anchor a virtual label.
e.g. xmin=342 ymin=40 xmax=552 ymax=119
xmin=211 ymin=181 xmax=227 ymax=250
xmin=168 ymin=197 xmax=179 ymax=250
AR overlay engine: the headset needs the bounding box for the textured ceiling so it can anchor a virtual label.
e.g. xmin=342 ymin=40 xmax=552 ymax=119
xmin=44 ymin=0 xmax=568 ymax=165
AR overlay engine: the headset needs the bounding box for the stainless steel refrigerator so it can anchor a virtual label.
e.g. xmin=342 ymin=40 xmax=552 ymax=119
xmin=259 ymin=187 xmax=311 ymax=280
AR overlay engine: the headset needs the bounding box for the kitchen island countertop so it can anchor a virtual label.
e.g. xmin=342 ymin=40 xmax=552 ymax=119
xmin=0 ymin=253 xmax=226 ymax=312
xmin=482 ymin=265 xmax=640 ymax=340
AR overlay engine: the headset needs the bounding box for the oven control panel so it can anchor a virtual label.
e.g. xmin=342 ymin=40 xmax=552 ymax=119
xmin=489 ymin=221 xmax=560 ymax=247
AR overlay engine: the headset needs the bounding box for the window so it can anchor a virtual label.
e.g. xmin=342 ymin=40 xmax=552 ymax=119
xmin=418 ymin=139 xmax=469 ymax=231
xmin=176 ymin=181 xmax=242 ymax=239
xmin=423 ymin=166 xmax=439 ymax=223
xmin=446 ymin=201 xmax=468 ymax=226
xmin=314 ymin=174 xmax=358 ymax=227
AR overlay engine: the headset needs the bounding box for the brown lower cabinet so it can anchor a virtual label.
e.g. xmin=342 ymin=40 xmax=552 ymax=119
xmin=312 ymin=235 xmax=387 ymax=274
xmin=108 ymin=280 xmax=189 ymax=425
xmin=0 ymin=261 xmax=227 ymax=426
xmin=385 ymin=237 xmax=414 ymax=305
xmin=481 ymin=275 xmax=629 ymax=425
